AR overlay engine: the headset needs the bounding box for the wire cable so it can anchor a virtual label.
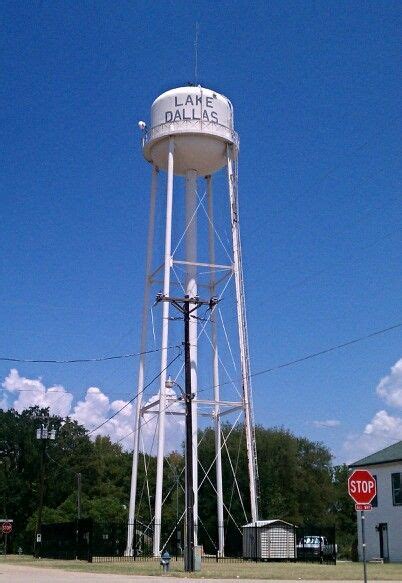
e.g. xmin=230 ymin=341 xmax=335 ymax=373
xmin=46 ymin=450 xmax=79 ymax=477
xmin=0 ymin=344 xmax=180 ymax=364
xmin=116 ymin=397 xmax=179 ymax=445
xmin=249 ymin=321 xmax=402 ymax=381
xmin=196 ymin=320 xmax=402 ymax=395
xmin=87 ymin=351 xmax=182 ymax=436
xmin=2 ymin=322 xmax=400 ymax=399
xmin=59 ymin=319 xmax=402 ymax=441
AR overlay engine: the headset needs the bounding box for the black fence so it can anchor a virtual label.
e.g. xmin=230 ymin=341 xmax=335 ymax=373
xmin=41 ymin=519 xmax=92 ymax=561
xmin=40 ymin=519 xmax=154 ymax=562
xmin=39 ymin=520 xmax=336 ymax=565
xmin=92 ymin=519 xmax=154 ymax=559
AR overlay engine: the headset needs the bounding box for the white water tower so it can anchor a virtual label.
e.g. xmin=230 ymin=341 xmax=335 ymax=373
xmin=126 ymin=85 xmax=259 ymax=558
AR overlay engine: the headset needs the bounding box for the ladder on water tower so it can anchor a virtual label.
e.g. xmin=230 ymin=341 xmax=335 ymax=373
xmin=232 ymin=155 xmax=261 ymax=518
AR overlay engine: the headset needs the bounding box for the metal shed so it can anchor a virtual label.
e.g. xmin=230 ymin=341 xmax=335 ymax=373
xmin=243 ymin=520 xmax=296 ymax=560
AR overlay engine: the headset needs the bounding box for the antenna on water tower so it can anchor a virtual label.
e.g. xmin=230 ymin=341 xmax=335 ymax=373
xmin=194 ymin=22 xmax=199 ymax=84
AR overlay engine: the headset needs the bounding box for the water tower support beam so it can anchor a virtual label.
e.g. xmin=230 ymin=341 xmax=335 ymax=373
xmin=206 ymin=175 xmax=225 ymax=556
xmin=126 ymin=165 xmax=159 ymax=556
xmin=153 ymin=138 xmax=175 ymax=556
xmin=185 ymin=168 xmax=198 ymax=546
xmin=226 ymin=146 xmax=259 ymax=523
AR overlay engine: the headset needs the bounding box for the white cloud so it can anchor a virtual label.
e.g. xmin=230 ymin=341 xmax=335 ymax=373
xmin=2 ymin=368 xmax=73 ymax=417
xmin=365 ymin=409 xmax=402 ymax=438
xmin=1 ymin=368 xmax=184 ymax=453
xmin=73 ymin=387 xmax=111 ymax=431
xmin=342 ymin=357 xmax=402 ymax=462
xmin=116 ymin=386 xmax=185 ymax=453
xmin=313 ymin=419 xmax=340 ymax=428
xmin=0 ymin=394 xmax=8 ymax=410
xmin=376 ymin=358 xmax=402 ymax=408
xmin=344 ymin=410 xmax=402 ymax=461
xmin=73 ymin=384 xmax=184 ymax=452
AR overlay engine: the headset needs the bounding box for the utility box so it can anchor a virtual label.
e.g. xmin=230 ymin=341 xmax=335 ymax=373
xmin=243 ymin=520 xmax=296 ymax=560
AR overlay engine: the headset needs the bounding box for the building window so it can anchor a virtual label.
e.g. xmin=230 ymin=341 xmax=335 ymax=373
xmin=372 ymin=475 xmax=378 ymax=507
xmin=391 ymin=473 xmax=402 ymax=505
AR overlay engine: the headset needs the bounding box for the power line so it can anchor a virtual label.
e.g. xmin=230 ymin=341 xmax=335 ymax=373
xmin=0 ymin=344 xmax=180 ymax=364
xmin=116 ymin=320 xmax=402 ymax=446
xmin=87 ymin=351 xmax=182 ymax=436
xmin=199 ymin=320 xmax=402 ymax=393
xmin=116 ymin=401 xmax=176 ymax=445
xmin=249 ymin=321 xmax=402 ymax=380
xmin=2 ymin=322 xmax=400 ymax=434
xmin=46 ymin=450 xmax=78 ymax=476
xmin=5 ymin=319 xmax=399 ymax=396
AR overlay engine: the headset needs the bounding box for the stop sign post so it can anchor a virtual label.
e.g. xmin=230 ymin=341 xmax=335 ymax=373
xmin=348 ymin=469 xmax=376 ymax=583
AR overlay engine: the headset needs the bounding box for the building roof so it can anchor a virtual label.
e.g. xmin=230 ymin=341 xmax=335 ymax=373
xmin=243 ymin=519 xmax=295 ymax=528
xmin=349 ymin=440 xmax=402 ymax=468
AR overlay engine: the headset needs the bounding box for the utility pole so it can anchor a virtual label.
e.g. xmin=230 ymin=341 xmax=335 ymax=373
xmin=156 ymin=293 xmax=218 ymax=572
xmin=35 ymin=437 xmax=46 ymax=556
xmin=183 ymin=298 xmax=195 ymax=572
xmin=34 ymin=423 xmax=56 ymax=556
xmin=75 ymin=471 xmax=82 ymax=560
xmin=77 ymin=472 xmax=82 ymax=520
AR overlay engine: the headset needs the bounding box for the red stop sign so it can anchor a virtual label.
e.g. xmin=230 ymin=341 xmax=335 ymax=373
xmin=348 ymin=469 xmax=376 ymax=504
xmin=2 ymin=522 xmax=12 ymax=534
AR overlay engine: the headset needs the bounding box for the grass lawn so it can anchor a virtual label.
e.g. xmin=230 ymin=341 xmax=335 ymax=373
xmin=1 ymin=554 xmax=402 ymax=580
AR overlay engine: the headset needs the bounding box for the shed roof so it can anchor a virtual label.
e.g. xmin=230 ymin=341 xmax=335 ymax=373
xmin=349 ymin=440 xmax=402 ymax=468
xmin=243 ymin=519 xmax=295 ymax=528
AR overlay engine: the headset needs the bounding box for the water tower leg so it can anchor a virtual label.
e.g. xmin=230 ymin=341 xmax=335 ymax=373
xmin=185 ymin=168 xmax=198 ymax=547
xmin=226 ymin=147 xmax=259 ymax=523
xmin=154 ymin=138 xmax=175 ymax=556
xmin=206 ymin=175 xmax=225 ymax=557
xmin=185 ymin=169 xmax=198 ymax=545
xmin=126 ymin=165 xmax=158 ymax=556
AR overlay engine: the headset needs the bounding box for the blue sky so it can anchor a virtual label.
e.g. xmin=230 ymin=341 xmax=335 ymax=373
xmin=1 ymin=0 xmax=401 ymax=463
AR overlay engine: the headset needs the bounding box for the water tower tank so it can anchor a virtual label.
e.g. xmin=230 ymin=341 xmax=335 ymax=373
xmin=143 ymin=86 xmax=239 ymax=176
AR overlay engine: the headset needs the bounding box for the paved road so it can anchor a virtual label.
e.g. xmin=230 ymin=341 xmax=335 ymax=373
xmin=0 ymin=563 xmax=397 ymax=583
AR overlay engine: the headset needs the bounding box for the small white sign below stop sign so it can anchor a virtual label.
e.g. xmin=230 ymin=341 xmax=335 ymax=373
xmin=348 ymin=469 xmax=376 ymax=505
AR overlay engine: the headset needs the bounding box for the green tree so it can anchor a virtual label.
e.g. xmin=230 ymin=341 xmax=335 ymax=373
xmin=330 ymin=464 xmax=356 ymax=558
xmin=0 ymin=406 xmax=356 ymax=557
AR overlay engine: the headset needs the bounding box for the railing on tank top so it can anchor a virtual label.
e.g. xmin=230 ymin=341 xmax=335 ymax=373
xmin=142 ymin=118 xmax=240 ymax=150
